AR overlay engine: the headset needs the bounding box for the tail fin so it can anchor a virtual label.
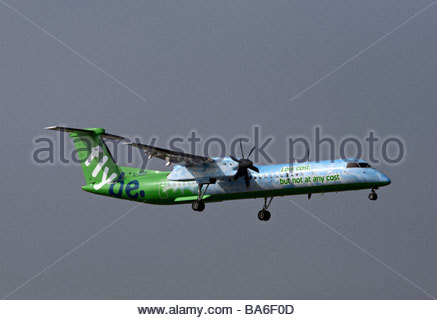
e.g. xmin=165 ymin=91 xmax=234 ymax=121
xmin=45 ymin=126 xmax=125 ymax=190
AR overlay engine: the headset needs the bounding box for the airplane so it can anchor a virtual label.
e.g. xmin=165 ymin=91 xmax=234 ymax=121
xmin=45 ymin=126 xmax=391 ymax=221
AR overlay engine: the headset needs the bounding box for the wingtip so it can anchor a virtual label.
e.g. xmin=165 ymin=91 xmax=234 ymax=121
xmin=44 ymin=126 xmax=58 ymax=130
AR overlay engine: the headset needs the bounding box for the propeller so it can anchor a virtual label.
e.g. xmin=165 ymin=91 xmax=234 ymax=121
xmin=230 ymin=139 xmax=259 ymax=188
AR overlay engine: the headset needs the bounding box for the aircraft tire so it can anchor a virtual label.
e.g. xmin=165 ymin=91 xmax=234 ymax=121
xmin=258 ymin=210 xmax=271 ymax=221
xmin=197 ymin=200 xmax=205 ymax=212
xmin=263 ymin=210 xmax=271 ymax=221
xmin=368 ymin=192 xmax=378 ymax=201
xmin=192 ymin=200 xmax=205 ymax=212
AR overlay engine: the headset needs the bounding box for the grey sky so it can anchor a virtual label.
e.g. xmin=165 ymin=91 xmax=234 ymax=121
xmin=0 ymin=0 xmax=436 ymax=299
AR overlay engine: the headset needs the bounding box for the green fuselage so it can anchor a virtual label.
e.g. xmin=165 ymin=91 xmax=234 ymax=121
xmin=82 ymin=161 xmax=390 ymax=206
xmin=44 ymin=127 xmax=391 ymax=209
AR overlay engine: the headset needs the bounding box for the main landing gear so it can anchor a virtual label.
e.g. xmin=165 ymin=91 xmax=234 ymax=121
xmin=368 ymin=189 xmax=378 ymax=201
xmin=258 ymin=197 xmax=273 ymax=221
xmin=192 ymin=183 xmax=209 ymax=212
xmin=192 ymin=200 xmax=205 ymax=212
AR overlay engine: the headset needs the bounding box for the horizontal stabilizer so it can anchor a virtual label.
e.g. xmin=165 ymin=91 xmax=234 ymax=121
xmin=44 ymin=126 xmax=126 ymax=140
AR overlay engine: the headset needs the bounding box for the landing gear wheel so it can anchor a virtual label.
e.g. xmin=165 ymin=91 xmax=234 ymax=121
xmin=258 ymin=210 xmax=271 ymax=221
xmin=192 ymin=200 xmax=205 ymax=212
xmin=258 ymin=197 xmax=273 ymax=221
xmin=368 ymin=192 xmax=378 ymax=201
xmin=263 ymin=211 xmax=271 ymax=221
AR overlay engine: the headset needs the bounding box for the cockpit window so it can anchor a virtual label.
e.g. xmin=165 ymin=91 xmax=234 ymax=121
xmin=347 ymin=162 xmax=372 ymax=168
xmin=358 ymin=163 xmax=371 ymax=168
xmin=346 ymin=163 xmax=360 ymax=168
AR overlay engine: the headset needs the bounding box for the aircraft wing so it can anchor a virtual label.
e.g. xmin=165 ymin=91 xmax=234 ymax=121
xmin=127 ymin=142 xmax=214 ymax=166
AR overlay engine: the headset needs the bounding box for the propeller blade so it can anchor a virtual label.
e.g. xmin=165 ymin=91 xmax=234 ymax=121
xmin=230 ymin=143 xmax=258 ymax=188
xmin=248 ymin=165 xmax=259 ymax=173
xmin=234 ymin=167 xmax=245 ymax=180
xmin=239 ymin=138 xmax=245 ymax=158
xmin=230 ymin=155 xmax=240 ymax=163
xmin=247 ymin=146 xmax=256 ymax=159
xmin=244 ymin=171 xmax=250 ymax=188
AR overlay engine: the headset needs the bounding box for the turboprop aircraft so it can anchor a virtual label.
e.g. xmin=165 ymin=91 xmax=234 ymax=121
xmin=45 ymin=126 xmax=391 ymax=221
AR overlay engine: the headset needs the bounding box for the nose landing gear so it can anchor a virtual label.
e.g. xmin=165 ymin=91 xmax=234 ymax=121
xmin=258 ymin=209 xmax=271 ymax=221
xmin=258 ymin=197 xmax=273 ymax=221
xmin=368 ymin=189 xmax=378 ymax=201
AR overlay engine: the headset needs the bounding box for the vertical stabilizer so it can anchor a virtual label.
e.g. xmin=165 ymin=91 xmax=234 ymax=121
xmin=45 ymin=126 xmax=124 ymax=189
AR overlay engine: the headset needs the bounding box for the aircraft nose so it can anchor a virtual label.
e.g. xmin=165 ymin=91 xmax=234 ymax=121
xmin=381 ymin=174 xmax=391 ymax=186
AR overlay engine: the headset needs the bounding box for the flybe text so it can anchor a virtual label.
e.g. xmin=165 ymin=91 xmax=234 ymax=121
xmin=109 ymin=173 xmax=146 ymax=199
